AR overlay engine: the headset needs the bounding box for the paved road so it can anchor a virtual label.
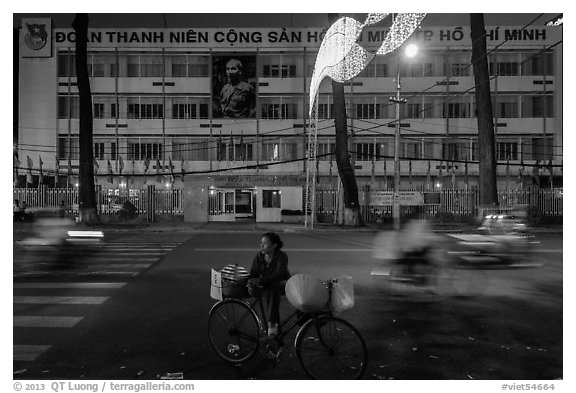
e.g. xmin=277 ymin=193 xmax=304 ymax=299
xmin=12 ymin=230 xmax=563 ymax=380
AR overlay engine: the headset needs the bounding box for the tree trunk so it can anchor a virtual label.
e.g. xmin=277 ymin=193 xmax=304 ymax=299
xmin=470 ymin=13 xmax=498 ymax=207
xmin=328 ymin=13 xmax=362 ymax=226
xmin=73 ymin=14 xmax=99 ymax=225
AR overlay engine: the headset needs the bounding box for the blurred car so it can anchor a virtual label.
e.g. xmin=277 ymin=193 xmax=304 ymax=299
xmin=478 ymin=212 xmax=529 ymax=235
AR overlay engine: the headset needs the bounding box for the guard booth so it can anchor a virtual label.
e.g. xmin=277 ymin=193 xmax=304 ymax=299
xmin=184 ymin=174 xmax=304 ymax=223
xmin=207 ymin=188 xmax=255 ymax=222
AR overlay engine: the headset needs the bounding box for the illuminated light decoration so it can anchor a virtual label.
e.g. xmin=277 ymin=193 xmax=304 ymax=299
xmin=309 ymin=13 xmax=426 ymax=116
xmin=304 ymin=13 xmax=426 ymax=228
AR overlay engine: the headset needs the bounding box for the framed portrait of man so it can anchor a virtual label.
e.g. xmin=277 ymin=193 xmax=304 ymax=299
xmin=212 ymin=54 xmax=257 ymax=119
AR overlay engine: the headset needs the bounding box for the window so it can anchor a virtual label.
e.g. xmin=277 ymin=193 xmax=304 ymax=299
xmin=355 ymin=143 xmax=381 ymax=161
xmin=524 ymin=52 xmax=554 ymax=76
xmin=406 ymin=63 xmax=433 ymax=77
xmin=227 ymin=138 xmax=254 ymax=161
xmin=262 ymin=190 xmax=281 ymax=208
xmin=401 ymin=142 xmax=422 ymax=159
xmin=261 ymin=142 xmax=297 ymax=161
xmin=127 ymin=98 xmax=164 ymax=119
xmin=261 ymin=103 xmax=298 ymax=119
xmin=406 ymin=103 xmax=421 ymax=119
xmin=260 ymin=53 xmax=300 ymax=78
xmin=58 ymin=95 xmax=79 ymax=119
xmin=188 ymin=55 xmax=209 ymax=77
xmin=57 ymin=136 xmax=80 ymax=160
xmin=140 ymin=55 xmax=163 ymax=77
xmin=127 ymin=140 xmax=163 ymax=161
xmin=93 ymin=142 xmax=105 ymax=160
xmin=110 ymin=142 xmax=117 ymax=160
xmin=494 ymin=100 xmax=519 ymax=118
xmin=93 ymin=103 xmax=105 ymax=119
xmin=531 ymin=96 xmax=554 ymax=118
xmin=356 ymin=103 xmax=381 ymax=119
xmin=451 ymin=63 xmax=469 ymax=76
xmin=173 ymin=103 xmax=195 ymax=119
xmin=57 ymin=53 xmax=76 ymax=77
xmin=496 ymin=141 xmax=519 ymax=161
xmin=317 ymin=142 xmax=335 ymax=161
xmin=442 ymin=141 xmax=467 ymax=161
xmin=444 ymin=102 xmax=469 ymax=118
xmin=498 ymin=62 xmax=519 ymax=76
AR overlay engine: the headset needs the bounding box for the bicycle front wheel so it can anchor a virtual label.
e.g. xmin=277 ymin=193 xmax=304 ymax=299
xmin=208 ymin=299 xmax=262 ymax=363
xmin=295 ymin=315 xmax=367 ymax=380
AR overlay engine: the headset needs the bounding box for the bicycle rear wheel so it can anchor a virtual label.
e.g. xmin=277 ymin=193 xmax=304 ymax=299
xmin=208 ymin=299 xmax=262 ymax=363
xmin=295 ymin=315 xmax=367 ymax=380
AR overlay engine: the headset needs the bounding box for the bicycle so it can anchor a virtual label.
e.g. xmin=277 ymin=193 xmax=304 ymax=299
xmin=208 ymin=277 xmax=367 ymax=380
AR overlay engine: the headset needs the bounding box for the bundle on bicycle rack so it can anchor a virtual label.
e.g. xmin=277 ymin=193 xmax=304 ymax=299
xmin=285 ymin=274 xmax=355 ymax=313
xmin=220 ymin=264 xmax=250 ymax=299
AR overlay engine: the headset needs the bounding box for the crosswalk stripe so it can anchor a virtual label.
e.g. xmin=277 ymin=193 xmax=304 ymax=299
xmin=13 ymin=283 xmax=126 ymax=289
xmin=14 ymin=296 xmax=109 ymax=304
xmin=14 ymin=316 xmax=83 ymax=328
xmin=14 ymin=345 xmax=52 ymax=361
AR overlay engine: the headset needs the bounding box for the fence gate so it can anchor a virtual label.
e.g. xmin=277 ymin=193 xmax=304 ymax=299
xmin=208 ymin=189 xmax=236 ymax=222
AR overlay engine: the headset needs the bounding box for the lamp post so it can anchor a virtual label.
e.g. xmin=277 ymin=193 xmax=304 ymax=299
xmin=390 ymin=43 xmax=418 ymax=230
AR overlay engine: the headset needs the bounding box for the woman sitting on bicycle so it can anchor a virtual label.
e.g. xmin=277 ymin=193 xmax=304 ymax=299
xmin=248 ymin=232 xmax=291 ymax=338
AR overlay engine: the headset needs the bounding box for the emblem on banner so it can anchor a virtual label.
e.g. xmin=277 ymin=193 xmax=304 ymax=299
xmin=24 ymin=23 xmax=48 ymax=51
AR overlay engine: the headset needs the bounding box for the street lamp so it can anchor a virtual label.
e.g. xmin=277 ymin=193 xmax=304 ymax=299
xmin=390 ymin=43 xmax=418 ymax=230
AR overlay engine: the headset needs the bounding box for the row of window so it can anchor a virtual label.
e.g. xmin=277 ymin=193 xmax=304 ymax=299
xmin=58 ymin=94 xmax=555 ymax=120
xmin=57 ymin=51 xmax=555 ymax=79
xmin=57 ymin=136 xmax=554 ymax=163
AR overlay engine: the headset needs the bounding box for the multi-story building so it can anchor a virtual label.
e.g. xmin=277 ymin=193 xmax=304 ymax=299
xmin=16 ymin=18 xmax=562 ymax=221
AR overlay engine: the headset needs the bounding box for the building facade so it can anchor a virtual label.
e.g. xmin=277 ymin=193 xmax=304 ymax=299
xmin=17 ymin=19 xmax=563 ymax=220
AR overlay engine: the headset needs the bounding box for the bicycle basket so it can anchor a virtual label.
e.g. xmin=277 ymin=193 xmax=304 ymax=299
xmin=220 ymin=264 xmax=250 ymax=299
xmin=285 ymin=274 xmax=329 ymax=312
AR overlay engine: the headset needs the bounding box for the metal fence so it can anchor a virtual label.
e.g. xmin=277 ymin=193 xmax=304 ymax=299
xmin=14 ymin=186 xmax=561 ymax=223
xmin=316 ymin=187 xmax=563 ymax=224
xmin=13 ymin=186 xmax=183 ymax=217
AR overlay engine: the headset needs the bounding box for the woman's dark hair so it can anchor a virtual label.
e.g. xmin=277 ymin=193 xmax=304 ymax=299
xmin=262 ymin=232 xmax=283 ymax=250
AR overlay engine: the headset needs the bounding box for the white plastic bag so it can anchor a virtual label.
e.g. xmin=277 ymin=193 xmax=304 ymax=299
xmin=210 ymin=269 xmax=223 ymax=301
xmin=330 ymin=275 xmax=354 ymax=313
xmin=285 ymin=274 xmax=329 ymax=312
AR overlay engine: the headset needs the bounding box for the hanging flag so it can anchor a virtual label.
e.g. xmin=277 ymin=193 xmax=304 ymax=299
xmin=118 ymin=155 xmax=124 ymax=175
xmin=238 ymin=134 xmax=245 ymax=161
xmin=38 ymin=155 xmax=44 ymax=184
xmin=437 ymin=160 xmax=443 ymax=189
xmin=26 ymin=155 xmax=33 ymax=185
xmin=383 ymin=159 xmax=388 ymax=189
xmin=131 ymin=158 xmax=136 ymax=184
xmin=156 ymin=158 xmax=162 ymax=183
xmin=518 ymin=161 xmax=525 ymax=188
xmin=464 ymin=161 xmax=469 ymax=188
xmin=14 ymin=153 xmax=21 ymax=187
xmin=93 ymin=157 xmax=99 ymax=184
xmin=230 ymin=131 xmax=235 ymax=162
xmin=426 ymin=160 xmax=431 ymax=191
xmin=451 ymin=161 xmax=456 ymax=189
xmin=181 ymin=156 xmax=186 ymax=182
xmin=107 ymin=159 xmax=114 ymax=184
xmin=217 ymin=133 xmax=223 ymax=161
xmin=408 ymin=160 xmax=413 ymax=188
xmin=532 ymin=159 xmax=541 ymax=187
xmin=54 ymin=156 xmax=60 ymax=187
xmin=144 ymin=155 xmax=150 ymax=184
xmin=505 ymin=159 xmax=510 ymax=190
xmin=547 ymin=159 xmax=554 ymax=188
xmin=169 ymin=156 xmax=175 ymax=183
